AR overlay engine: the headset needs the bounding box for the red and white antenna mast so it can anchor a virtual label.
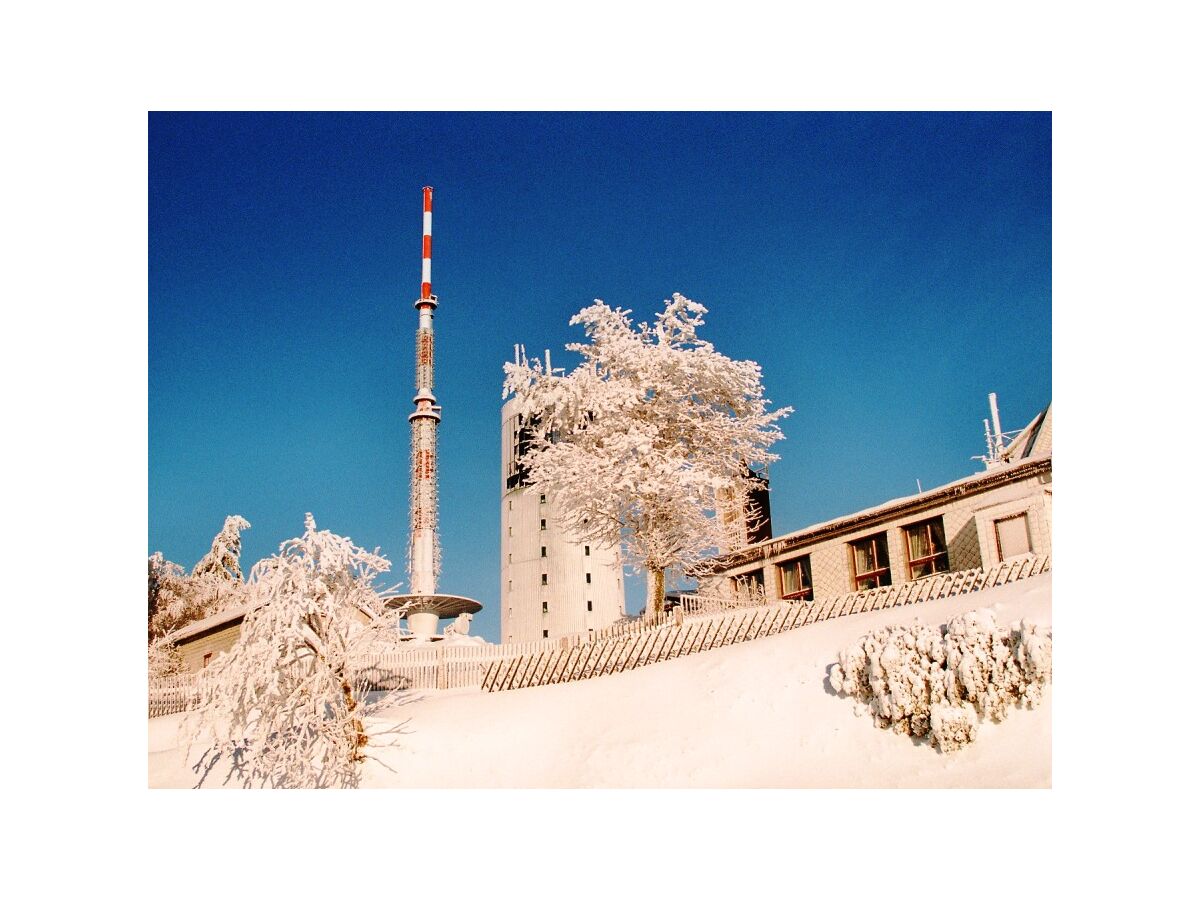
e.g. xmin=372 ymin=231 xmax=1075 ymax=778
xmin=408 ymin=186 xmax=441 ymax=595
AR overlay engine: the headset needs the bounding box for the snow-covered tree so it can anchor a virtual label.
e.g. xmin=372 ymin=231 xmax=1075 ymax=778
xmin=147 ymin=551 xmax=213 ymax=640
xmin=191 ymin=514 xmax=251 ymax=582
xmin=192 ymin=514 xmax=407 ymax=788
xmin=503 ymin=294 xmax=791 ymax=617
xmin=148 ymin=516 xmax=251 ymax=639
xmin=829 ymin=607 xmax=1053 ymax=752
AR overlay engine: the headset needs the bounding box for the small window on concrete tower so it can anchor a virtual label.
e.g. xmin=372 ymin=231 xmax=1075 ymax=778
xmin=540 ymin=519 xmax=547 ymax=530
xmin=542 ymin=629 xmax=549 ymax=638
xmin=541 ymin=546 xmax=547 ymax=557
xmin=540 ymin=494 xmax=546 ymax=504
xmin=541 ymin=573 xmax=548 ymax=585
xmin=585 ymin=572 xmax=592 ymax=584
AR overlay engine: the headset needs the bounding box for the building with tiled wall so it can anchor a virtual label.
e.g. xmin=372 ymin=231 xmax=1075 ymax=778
xmin=169 ymin=603 xmax=249 ymax=673
xmin=709 ymin=405 xmax=1052 ymax=602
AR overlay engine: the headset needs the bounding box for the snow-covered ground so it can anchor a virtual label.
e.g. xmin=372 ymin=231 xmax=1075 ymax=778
xmin=149 ymin=573 xmax=1051 ymax=788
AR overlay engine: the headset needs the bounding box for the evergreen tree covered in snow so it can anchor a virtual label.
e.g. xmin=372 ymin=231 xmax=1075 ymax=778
xmin=503 ymin=294 xmax=791 ymax=617
xmin=193 ymin=514 xmax=406 ymax=788
xmin=148 ymin=516 xmax=251 ymax=640
xmin=191 ymin=514 xmax=251 ymax=582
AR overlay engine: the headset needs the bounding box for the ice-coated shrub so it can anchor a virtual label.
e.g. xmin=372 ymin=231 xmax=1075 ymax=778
xmin=829 ymin=607 xmax=1052 ymax=752
xmin=930 ymin=703 xmax=977 ymax=751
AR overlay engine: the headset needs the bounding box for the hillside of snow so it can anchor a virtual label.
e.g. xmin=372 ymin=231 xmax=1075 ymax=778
xmin=149 ymin=574 xmax=1051 ymax=788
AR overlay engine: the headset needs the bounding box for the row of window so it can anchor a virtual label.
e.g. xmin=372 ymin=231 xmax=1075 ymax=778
xmin=507 ymin=519 xmax=580 ymax=534
xmin=538 ymin=573 xmax=593 ymax=585
xmin=507 ymin=571 xmax=612 ymax=592
xmin=506 ymin=544 xmax=592 ymax=564
xmin=543 ymin=600 xmax=594 ymax=613
xmin=773 ymin=518 xmax=949 ymax=599
xmin=505 ymin=494 xmax=547 ymax=509
xmin=745 ymin=512 xmax=1034 ymax=601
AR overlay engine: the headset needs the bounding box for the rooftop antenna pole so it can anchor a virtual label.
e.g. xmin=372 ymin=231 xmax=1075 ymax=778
xmin=408 ymin=186 xmax=441 ymax=595
xmin=989 ymin=392 xmax=1003 ymax=460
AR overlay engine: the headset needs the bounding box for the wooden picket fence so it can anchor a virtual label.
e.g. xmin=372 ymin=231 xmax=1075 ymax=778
xmin=148 ymin=672 xmax=202 ymax=718
xmin=148 ymin=555 xmax=1050 ymax=714
xmin=480 ymin=554 xmax=1051 ymax=692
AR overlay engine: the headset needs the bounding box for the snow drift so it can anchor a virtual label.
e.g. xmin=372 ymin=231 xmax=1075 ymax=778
xmin=149 ymin=573 xmax=1051 ymax=788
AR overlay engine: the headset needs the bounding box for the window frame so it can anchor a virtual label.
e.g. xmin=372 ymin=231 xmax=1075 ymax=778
xmin=903 ymin=516 xmax=950 ymax=580
xmin=849 ymin=532 xmax=892 ymax=591
xmin=994 ymin=512 xmax=1033 ymax=561
xmin=777 ymin=555 xmax=813 ymax=601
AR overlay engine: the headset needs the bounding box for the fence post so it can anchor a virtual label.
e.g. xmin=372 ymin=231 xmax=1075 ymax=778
xmin=576 ymin=640 xmax=602 ymax=681
xmin=550 ymin=647 xmax=576 ymax=684
xmin=664 ymin=622 xmax=688 ymax=660
xmin=500 ymin=656 xmax=524 ymax=692
xmin=593 ymin=639 xmax=621 ymax=678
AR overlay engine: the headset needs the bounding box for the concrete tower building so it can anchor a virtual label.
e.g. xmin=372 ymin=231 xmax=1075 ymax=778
xmin=500 ymin=395 xmax=626 ymax=643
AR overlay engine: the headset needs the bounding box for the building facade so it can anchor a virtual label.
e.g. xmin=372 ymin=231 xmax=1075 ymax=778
xmin=710 ymin=405 xmax=1052 ymax=602
xmin=500 ymin=397 xmax=626 ymax=643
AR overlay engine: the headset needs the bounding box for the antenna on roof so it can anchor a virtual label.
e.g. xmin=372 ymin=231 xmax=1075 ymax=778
xmin=989 ymin=392 xmax=1003 ymax=458
xmin=974 ymin=392 xmax=1021 ymax=470
xmin=543 ymin=348 xmax=564 ymax=377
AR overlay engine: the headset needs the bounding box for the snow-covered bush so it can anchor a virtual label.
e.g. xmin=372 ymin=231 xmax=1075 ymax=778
xmin=829 ymin=607 xmax=1052 ymax=752
xmin=192 ymin=514 xmax=407 ymax=788
xmin=148 ymin=633 xmax=184 ymax=679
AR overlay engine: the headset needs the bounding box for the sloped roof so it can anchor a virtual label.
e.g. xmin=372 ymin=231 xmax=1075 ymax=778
xmin=1001 ymin=403 xmax=1052 ymax=462
xmin=169 ymin=600 xmax=257 ymax=643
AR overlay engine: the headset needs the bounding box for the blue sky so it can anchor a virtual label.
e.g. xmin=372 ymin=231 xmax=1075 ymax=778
xmin=149 ymin=112 xmax=1050 ymax=642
